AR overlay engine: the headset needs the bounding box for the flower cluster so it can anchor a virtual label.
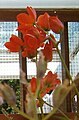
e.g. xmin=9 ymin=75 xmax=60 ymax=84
xmin=4 ymin=6 xmax=64 ymax=61
xmin=31 ymin=71 xmax=60 ymax=98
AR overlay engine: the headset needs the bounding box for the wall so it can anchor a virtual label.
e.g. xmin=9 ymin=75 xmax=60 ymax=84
xmin=0 ymin=0 xmax=79 ymax=8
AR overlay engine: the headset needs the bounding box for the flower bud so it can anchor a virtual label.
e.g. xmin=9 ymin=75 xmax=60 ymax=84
xmin=49 ymin=16 xmax=64 ymax=34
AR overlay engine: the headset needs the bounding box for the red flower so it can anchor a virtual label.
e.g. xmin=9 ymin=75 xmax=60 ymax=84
xmin=43 ymin=71 xmax=60 ymax=85
xmin=17 ymin=6 xmax=36 ymax=34
xmin=22 ymin=34 xmax=40 ymax=58
xmin=40 ymin=71 xmax=61 ymax=97
xmin=4 ymin=35 xmax=23 ymax=52
xmin=42 ymin=41 xmax=53 ymax=62
xmin=17 ymin=13 xmax=34 ymax=25
xmin=37 ymin=12 xmax=50 ymax=30
xmin=49 ymin=16 xmax=64 ymax=34
xmin=30 ymin=71 xmax=61 ymax=98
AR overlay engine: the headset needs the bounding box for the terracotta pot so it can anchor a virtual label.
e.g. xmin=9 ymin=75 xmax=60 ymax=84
xmin=0 ymin=114 xmax=26 ymax=120
xmin=50 ymin=113 xmax=78 ymax=120
xmin=0 ymin=113 xmax=78 ymax=120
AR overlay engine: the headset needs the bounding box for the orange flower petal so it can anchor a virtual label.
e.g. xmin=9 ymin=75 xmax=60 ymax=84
xmin=27 ymin=6 xmax=37 ymax=21
xmin=17 ymin=13 xmax=34 ymax=25
xmin=10 ymin=35 xmax=23 ymax=46
xmin=4 ymin=42 xmax=20 ymax=52
xmin=42 ymin=42 xmax=52 ymax=62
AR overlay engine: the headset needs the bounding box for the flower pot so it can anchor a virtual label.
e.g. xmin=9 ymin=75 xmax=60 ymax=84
xmin=0 ymin=114 xmax=26 ymax=120
xmin=0 ymin=113 xmax=78 ymax=120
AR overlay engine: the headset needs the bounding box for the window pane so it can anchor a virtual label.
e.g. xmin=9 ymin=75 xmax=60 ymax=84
xmin=0 ymin=22 xmax=20 ymax=79
xmin=68 ymin=22 xmax=79 ymax=112
xmin=27 ymin=58 xmax=36 ymax=79
xmin=68 ymin=22 xmax=79 ymax=79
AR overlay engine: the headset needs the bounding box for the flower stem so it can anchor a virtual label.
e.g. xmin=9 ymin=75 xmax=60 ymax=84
xmin=55 ymin=42 xmax=79 ymax=98
xmin=40 ymin=98 xmax=70 ymax=120
xmin=56 ymin=45 xmax=72 ymax=81
xmin=43 ymin=107 xmax=71 ymax=120
xmin=13 ymin=105 xmax=34 ymax=120
xmin=40 ymin=105 xmax=44 ymax=119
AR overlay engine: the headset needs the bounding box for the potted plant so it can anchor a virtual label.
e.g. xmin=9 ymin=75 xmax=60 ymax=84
xmin=0 ymin=6 xmax=79 ymax=120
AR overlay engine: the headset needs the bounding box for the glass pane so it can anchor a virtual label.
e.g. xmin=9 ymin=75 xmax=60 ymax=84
xmin=68 ymin=22 xmax=79 ymax=112
xmin=68 ymin=22 xmax=79 ymax=79
xmin=0 ymin=22 xmax=20 ymax=79
xmin=27 ymin=58 xmax=36 ymax=79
